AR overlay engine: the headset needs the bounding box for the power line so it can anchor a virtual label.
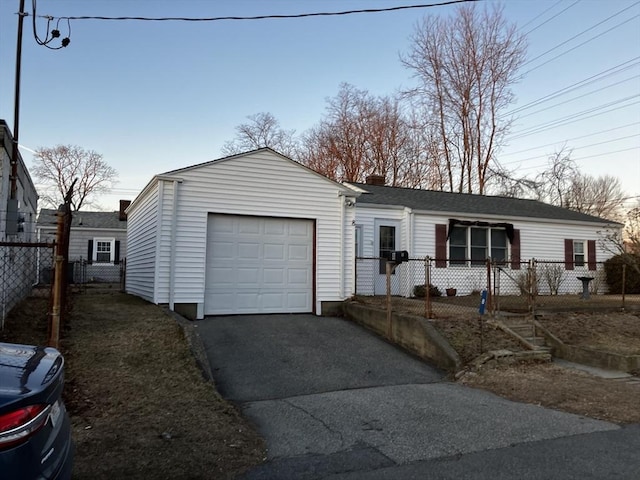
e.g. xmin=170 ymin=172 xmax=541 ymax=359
xmin=508 ymin=96 xmax=640 ymax=140
xmin=35 ymin=0 xmax=479 ymax=23
xmin=522 ymin=13 xmax=640 ymax=76
xmin=518 ymin=0 xmax=565 ymax=31
xmin=522 ymin=1 xmax=640 ymax=67
xmin=513 ymin=146 xmax=640 ymax=173
xmin=511 ymin=74 xmax=640 ymax=121
xmin=522 ymin=0 xmax=581 ymax=36
xmin=501 ymin=133 xmax=639 ymax=165
xmin=501 ymin=121 xmax=640 ymax=157
xmin=506 ymin=57 xmax=640 ymax=116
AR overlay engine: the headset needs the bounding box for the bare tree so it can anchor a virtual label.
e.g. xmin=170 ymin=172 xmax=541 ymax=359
xmin=533 ymin=147 xmax=577 ymax=208
xmin=566 ymin=174 xmax=626 ymax=222
xmin=32 ymin=145 xmax=118 ymax=211
xmin=299 ymin=83 xmax=415 ymax=184
xmin=401 ymin=4 xmax=526 ymax=194
xmin=221 ymin=112 xmax=297 ymax=157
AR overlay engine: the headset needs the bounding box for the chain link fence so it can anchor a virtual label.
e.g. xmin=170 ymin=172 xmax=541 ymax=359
xmin=355 ymin=256 xmax=640 ymax=319
xmin=0 ymin=242 xmax=55 ymax=329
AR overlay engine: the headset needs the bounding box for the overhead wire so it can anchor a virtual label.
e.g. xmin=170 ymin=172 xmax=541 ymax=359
xmin=508 ymin=96 xmax=640 ymax=140
xmin=510 ymin=74 xmax=640 ymax=121
xmin=521 ymin=1 xmax=640 ymax=67
xmin=36 ymin=0 xmax=479 ymax=23
xmin=522 ymin=0 xmax=581 ymax=36
xmin=500 ymin=121 xmax=640 ymax=157
xmin=521 ymin=13 xmax=640 ymax=76
xmin=505 ymin=57 xmax=640 ymax=116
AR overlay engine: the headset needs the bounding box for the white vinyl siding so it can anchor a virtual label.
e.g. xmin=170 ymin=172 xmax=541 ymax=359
xmin=125 ymin=183 xmax=159 ymax=302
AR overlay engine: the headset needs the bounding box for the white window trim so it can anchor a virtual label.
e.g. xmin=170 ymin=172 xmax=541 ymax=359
xmin=94 ymin=237 xmax=115 ymax=264
xmin=573 ymin=239 xmax=586 ymax=268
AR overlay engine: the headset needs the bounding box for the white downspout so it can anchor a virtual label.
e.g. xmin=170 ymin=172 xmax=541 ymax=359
xmin=169 ymin=179 xmax=180 ymax=310
xmin=153 ymin=180 xmax=165 ymax=305
xmin=339 ymin=194 xmax=345 ymax=300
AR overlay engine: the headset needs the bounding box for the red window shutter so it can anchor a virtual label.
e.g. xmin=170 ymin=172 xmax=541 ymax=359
xmin=510 ymin=229 xmax=521 ymax=270
xmin=435 ymin=224 xmax=447 ymax=268
xmin=587 ymin=240 xmax=596 ymax=271
xmin=564 ymin=239 xmax=574 ymax=270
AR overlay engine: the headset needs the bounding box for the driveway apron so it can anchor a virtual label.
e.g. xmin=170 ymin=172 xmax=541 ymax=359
xmin=196 ymin=314 xmax=619 ymax=479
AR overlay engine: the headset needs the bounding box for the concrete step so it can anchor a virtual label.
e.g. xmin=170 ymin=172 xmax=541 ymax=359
xmin=525 ymin=336 xmax=547 ymax=347
xmin=509 ymin=324 xmax=536 ymax=337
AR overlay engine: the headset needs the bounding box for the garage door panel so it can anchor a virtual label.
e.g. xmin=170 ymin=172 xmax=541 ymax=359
xmin=205 ymin=215 xmax=313 ymax=315
xmin=238 ymin=243 xmax=260 ymax=258
xmin=288 ymin=268 xmax=310 ymax=285
xmin=209 ymin=267 xmax=235 ymax=287
xmin=288 ymin=244 xmax=310 ymax=260
xmin=264 ymin=221 xmax=286 ymax=235
xmin=238 ymin=219 xmax=261 ymax=234
xmin=287 ymin=292 xmax=310 ymax=309
xmin=237 ymin=267 xmax=261 ymax=286
xmin=263 ymin=268 xmax=285 ymax=285
xmin=212 ymin=241 xmax=235 ymax=257
xmin=264 ymin=244 xmax=285 ymax=260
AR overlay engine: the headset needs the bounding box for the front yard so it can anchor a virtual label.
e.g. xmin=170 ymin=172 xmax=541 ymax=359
xmin=1 ymin=289 xmax=639 ymax=480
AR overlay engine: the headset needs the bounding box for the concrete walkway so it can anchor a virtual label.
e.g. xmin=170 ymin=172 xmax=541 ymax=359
xmin=196 ymin=314 xmax=638 ymax=479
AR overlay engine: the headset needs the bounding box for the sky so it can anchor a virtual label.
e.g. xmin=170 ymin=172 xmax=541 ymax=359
xmin=1 ymin=0 xmax=639 ymax=211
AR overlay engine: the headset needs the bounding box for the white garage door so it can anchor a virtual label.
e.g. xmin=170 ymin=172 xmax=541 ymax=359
xmin=205 ymin=214 xmax=314 ymax=315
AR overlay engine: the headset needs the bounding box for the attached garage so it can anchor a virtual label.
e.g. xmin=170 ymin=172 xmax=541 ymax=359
xmin=125 ymin=148 xmax=358 ymax=319
xmin=205 ymin=214 xmax=314 ymax=315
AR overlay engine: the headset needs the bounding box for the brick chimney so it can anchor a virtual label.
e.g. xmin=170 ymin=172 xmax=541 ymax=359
xmin=365 ymin=174 xmax=386 ymax=186
xmin=119 ymin=200 xmax=132 ymax=221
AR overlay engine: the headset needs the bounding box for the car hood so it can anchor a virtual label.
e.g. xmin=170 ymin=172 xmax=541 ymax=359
xmin=0 ymin=343 xmax=64 ymax=405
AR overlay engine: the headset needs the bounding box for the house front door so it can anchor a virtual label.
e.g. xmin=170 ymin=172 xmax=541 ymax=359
xmin=374 ymin=220 xmax=401 ymax=295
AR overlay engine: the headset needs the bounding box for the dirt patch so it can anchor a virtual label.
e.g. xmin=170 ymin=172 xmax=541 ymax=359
xmin=1 ymin=288 xmax=265 ymax=480
xmin=429 ymin=318 xmax=522 ymax=364
xmin=459 ymin=362 xmax=640 ymax=425
xmin=537 ymin=312 xmax=640 ymax=356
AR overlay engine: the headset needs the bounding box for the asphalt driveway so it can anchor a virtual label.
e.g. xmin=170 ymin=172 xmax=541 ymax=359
xmin=197 ymin=314 xmax=629 ymax=479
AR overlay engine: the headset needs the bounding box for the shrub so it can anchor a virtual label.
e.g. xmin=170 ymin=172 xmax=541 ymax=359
xmin=604 ymin=254 xmax=640 ymax=294
xmin=413 ymin=284 xmax=442 ymax=298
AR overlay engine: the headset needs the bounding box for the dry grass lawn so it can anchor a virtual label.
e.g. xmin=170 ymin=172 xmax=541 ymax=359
xmin=1 ymin=287 xmax=265 ymax=480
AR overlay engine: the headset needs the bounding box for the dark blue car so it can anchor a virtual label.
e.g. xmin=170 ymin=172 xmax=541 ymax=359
xmin=0 ymin=342 xmax=73 ymax=479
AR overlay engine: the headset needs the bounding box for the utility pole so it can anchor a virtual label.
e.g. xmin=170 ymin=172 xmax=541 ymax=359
xmin=11 ymin=0 xmax=26 ymax=200
xmin=6 ymin=0 xmax=26 ymax=237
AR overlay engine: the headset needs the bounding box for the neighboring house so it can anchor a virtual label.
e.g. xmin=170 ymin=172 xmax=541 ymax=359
xmin=36 ymin=201 xmax=129 ymax=282
xmin=349 ymin=177 xmax=622 ymax=296
xmin=0 ymin=120 xmax=38 ymax=241
xmin=125 ymin=148 xmax=358 ymax=319
xmin=125 ymin=148 xmax=621 ymax=319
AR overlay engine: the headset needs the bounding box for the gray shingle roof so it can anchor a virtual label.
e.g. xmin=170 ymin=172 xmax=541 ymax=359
xmin=37 ymin=209 xmax=126 ymax=230
xmin=351 ymin=183 xmax=614 ymax=224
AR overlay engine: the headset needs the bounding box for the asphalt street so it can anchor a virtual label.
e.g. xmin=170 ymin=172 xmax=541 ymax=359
xmin=196 ymin=314 xmax=640 ymax=479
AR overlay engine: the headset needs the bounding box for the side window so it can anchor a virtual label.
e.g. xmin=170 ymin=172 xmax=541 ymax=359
xmin=449 ymin=226 xmax=467 ymax=265
xmin=491 ymin=229 xmax=508 ymax=263
xmin=470 ymin=227 xmax=487 ymax=266
xmin=574 ymin=240 xmax=585 ymax=267
xmin=355 ymin=225 xmax=363 ymax=257
xmin=93 ymin=238 xmax=115 ymax=263
xmin=378 ymin=225 xmax=396 ymax=274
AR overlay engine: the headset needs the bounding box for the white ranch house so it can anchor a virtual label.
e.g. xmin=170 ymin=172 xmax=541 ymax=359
xmin=125 ymin=149 xmax=621 ymax=319
xmin=348 ymin=180 xmax=619 ymax=297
